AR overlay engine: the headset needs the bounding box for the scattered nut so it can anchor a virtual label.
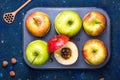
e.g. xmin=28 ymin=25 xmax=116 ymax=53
xmin=99 ymin=78 xmax=105 ymax=80
xmin=10 ymin=70 xmax=15 ymax=77
xmin=56 ymin=77 xmax=61 ymax=80
xmin=11 ymin=58 xmax=17 ymax=64
xmin=2 ymin=61 xmax=8 ymax=67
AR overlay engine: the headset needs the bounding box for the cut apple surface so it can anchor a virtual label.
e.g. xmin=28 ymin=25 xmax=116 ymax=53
xmin=54 ymin=41 xmax=78 ymax=65
xmin=48 ymin=35 xmax=69 ymax=53
xmin=82 ymin=39 xmax=107 ymax=65
xmin=26 ymin=40 xmax=50 ymax=66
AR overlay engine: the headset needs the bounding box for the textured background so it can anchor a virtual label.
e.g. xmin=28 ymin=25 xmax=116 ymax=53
xmin=0 ymin=0 xmax=120 ymax=80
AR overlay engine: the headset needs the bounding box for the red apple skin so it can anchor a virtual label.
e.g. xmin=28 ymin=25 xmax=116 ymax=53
xmin=83 ymin=11 xmax=107 ymax=36
xmin=26 ymin=12 xmax=51 ymax=37
xmin=82 ymin=39 xmax=107 ymax=65
xmin=48 ymin=35 xmax=69 ymax=53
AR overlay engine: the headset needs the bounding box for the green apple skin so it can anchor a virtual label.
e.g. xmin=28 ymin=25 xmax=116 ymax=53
xmin=83 ymin=11 xmax=106 ymax=36
xmin=26 ymin=40 xmax=49 ymax=66
xmin=54 ymin=10 xmax=82 ymax=37
xmin=82 ymin=39 xmax=107 ymax=65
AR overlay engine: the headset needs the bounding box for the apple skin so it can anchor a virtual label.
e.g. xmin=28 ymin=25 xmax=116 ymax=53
xmin=26 ymin=40 xmax=50 ymax=66
xmin=54 ymin=41 xmax=78 ymax=65
xmin=54 ymin=10 xmax=82 ymax=37
xmin=83 ymin=11 xmax=107 ymax=36
xmin=26 ymin=12 xmax=51 ymax=37
xmin=82 ymin=39 xmax=107 ymax=65
xmin=48 ymin=35 xmax=69 ymax=53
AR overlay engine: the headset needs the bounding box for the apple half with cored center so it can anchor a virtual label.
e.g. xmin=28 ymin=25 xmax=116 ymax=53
xmin=54 ymin=41 xmax=78 ymax=65
xmin=83 ymin=11 xmax=107 ymax=36
xmin=82 ymin=39 xmax=107 ymax=65
xmin=48 ymin=35 xmax=78 ymax=65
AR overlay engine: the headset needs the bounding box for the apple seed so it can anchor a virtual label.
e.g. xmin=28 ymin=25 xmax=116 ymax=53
xmin=61 ymin=47 xmax=71 ymax=59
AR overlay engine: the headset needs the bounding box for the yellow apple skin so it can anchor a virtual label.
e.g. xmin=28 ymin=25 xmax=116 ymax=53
xmin=83 ymin=11 xmax=106 ymax=36
xmin=82 ymin=39 xmax=107 ymax=65
xmin=26 ymin=12 xmax=51 ymax=37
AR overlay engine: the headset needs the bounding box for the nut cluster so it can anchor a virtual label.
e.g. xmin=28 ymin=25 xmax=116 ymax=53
xmin=2 ymin=58 xmax=17 ymax=77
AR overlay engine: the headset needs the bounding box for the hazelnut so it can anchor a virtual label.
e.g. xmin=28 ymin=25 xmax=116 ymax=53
xmin=11 ymin=58 xmax=17 ymax=64
xmin=2 ymin=61 xmax=8 ymax=67
xmin=10 ymin=70 xmax=15 ymax=77
xmin=99 ymin=78 xmax=105 ymax=80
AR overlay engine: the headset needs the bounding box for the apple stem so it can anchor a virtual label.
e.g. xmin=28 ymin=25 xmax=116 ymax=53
xmin=92 ymin=49 xmax=97 ymax=53
xmin=68 ymin=20 xmax=73 ymax=25
xmin=31 ymin=53 xmax=38 ymax=64
xmin=33 ymin=17 xmax=41 ymax=25
xmin=95 ymin=21 xmax=101 ymax=24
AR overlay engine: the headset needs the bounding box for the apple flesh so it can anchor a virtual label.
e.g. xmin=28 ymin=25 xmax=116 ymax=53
xmin=82 ymin=39 xmax=107 ymax=65
xmin=54 ymin=41 xmax=78 ymax=65
xmin=26 ymin=12 xmax=51 ymax=37
xmin=83 ymin=11 xmax=107 ymax=36
xmin=26 ymin=40 xmax=50 ymax=66
xmin=54 ymin=10 xmax=82 ymax=37
xmin=48 ymin=35 xmax=69 ymax=53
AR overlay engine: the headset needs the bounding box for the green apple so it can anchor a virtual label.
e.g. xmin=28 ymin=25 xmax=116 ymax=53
xmin=54 ymin=41 xmax=78 ymax=65
xmin=82 ymin=39 xmax=107 ymax=65
xmin=54 ymin=10 xmax=82 ymax=37
xmin=83 ymin=11 xmax=107 ymax=36
xmin=26 ymin=40 xmax=50 ymax=66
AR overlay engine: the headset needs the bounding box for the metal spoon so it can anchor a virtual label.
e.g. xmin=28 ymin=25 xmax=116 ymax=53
xmin=3 ymin=0 xmax=32 ymax=24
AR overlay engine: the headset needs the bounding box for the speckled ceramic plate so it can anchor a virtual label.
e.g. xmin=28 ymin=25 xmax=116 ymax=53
xmin=23 ymin=7 xmax=111 ymax=69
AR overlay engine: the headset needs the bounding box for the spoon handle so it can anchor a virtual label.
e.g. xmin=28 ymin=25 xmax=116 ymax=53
xmin=14 ymin=0 xmax=32 ymax=15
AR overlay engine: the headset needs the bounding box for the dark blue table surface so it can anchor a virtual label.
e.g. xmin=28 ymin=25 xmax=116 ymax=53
xmin=0 ymin=0 xmax=120 ymax=80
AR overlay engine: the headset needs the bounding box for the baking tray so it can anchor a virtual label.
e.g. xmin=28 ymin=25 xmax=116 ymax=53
xmin=23 ymin=7 xmax=111 ymax=69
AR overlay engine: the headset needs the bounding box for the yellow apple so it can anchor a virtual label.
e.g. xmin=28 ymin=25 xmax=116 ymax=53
xmin=26 ymin=12 xmax=51 ymax=37
xmin=83 ymin=11 xmax=107 ymax=36
xmin=82 ymin=39 xmax=107 ymax=65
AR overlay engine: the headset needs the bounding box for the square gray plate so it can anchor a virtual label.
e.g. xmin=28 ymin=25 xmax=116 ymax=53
xmin=23 ymin=7 xmax=111 ymax=69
